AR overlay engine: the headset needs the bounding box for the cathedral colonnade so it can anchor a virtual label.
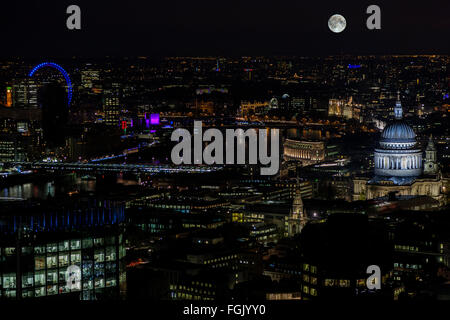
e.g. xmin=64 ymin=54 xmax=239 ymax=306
xmin=375 ymin=153 xmax=422 ymax=170
xmin=374 ymin=149 xmax=423 ymax=177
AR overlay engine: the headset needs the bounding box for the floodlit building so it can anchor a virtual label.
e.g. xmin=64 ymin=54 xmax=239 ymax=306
xmin=353 ymin=95 xmax=445 ymax=205
xmin=283 ymin=140 xmax=326 ymax=166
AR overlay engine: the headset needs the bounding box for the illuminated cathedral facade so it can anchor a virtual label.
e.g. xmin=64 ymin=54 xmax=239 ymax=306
xmin=353 ymin=95 xmax=445 ymax=205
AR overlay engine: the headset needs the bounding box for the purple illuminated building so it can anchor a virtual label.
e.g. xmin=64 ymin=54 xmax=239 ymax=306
xmin=150 ymin=113 xmax=160 ymax=125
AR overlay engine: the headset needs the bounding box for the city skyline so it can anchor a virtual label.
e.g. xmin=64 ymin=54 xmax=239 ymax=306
xmin=0 ymin=54 xmax=449 ymax=302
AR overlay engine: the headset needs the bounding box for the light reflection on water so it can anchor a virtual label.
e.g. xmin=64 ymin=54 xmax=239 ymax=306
xmin=0 ymin=178 xmax=96 ymax=200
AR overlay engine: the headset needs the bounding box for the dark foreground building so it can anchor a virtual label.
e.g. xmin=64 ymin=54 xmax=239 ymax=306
xmin=0 ymin=197 xmax=126 ymax=300
xmin=39 ymin=82 xmax=69 ymax=148
xmin=299 ymin=213 xmax=394 ymax=300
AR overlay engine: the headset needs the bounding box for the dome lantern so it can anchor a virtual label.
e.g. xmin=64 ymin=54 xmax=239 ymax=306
xmin=394 ymin=91 xmax=403 ymax=119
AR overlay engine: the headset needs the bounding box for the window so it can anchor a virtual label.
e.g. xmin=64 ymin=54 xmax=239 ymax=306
xmin=47 ymin=255 xmax=57 ymax=268
xmin=71 ymin=251 xmax=81 ymax=264
xmin=94 ymin=250 xmax=105 ymax=262
xmin=35 ymin=256 xmax=45 ymax=270
xmin=324 ymin=279 xmax=335 ymax=287
xmin=47 ymin=270 xmax=58 ymax=284
xmin=106 ymin=278 xmax=117 ymax=287
xmin=47 ymin=285 xmax=57 ymax=295
xmin=5 ymin=290 xmax=16 ymax=298
xmin=83 ymin=280 xmax=93 ymax=290
xmin=105 ymin=262 xmax=117 ymax=274
xmin=35 ymin=286 xmax=45 ymax=297
xmin=3 ymin=274 xmax=16 ymax=289
xmin=35 ymin=271 xmax=45 ymax=286
xmin=5 ymin=247 xmax=16 ymax=256
xmin=71 ymin=239 xmax=81 ymax=250
xmin=95 ymin=278 xmax=105 ymax=288
xmin=34 ymin=246 xmax=45 ymax=254
xmin=94 ymin=262 xmax=105 ymax=279
xmin=82 ymin=238 xmax=93 ymax=249
xmin=47 ymin=243 xmax=57 ymax=253
xmin=82 ymin=262 xmax=93 ymax=280
xmin=339 ymin=280 xmax=350 ymax=287
xmin=59 ymin=284 xmax=70 ymax=294
xmin=59 ymin=254 xmax=69 ymax=267
xmin=93 ymin=238 xmax=104 ymax=247
xmin=21 ymin=246 xmax=32 ymax=255
xmin=59 ymin=241 xmax=69 ymax=252
xmin=105 ymin=247 xmax=116 ymax=261
xmin=22 ymin=273 xmax=34 ymax=288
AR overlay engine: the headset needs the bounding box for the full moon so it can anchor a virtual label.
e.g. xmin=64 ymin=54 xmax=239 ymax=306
xmin=328 ymin=14 xmax=346 ymax=33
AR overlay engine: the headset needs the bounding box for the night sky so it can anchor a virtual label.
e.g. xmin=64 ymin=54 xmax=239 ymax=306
xmin=1 ymin=0 xmax=449 ymax=57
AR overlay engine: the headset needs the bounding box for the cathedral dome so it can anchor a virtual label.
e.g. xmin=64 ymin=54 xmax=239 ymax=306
xmin=381 ymin=121 xmax=416 ymax=144
xmin=373 ymin=94 xmax=422 ymax=179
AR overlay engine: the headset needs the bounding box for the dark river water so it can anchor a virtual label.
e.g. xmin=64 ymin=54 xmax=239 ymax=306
xmin=0 ymin=175 xmax=97 ymax=200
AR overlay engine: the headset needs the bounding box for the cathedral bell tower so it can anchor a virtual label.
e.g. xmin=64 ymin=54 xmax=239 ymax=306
xmin=288 ymin=177 xmax=307 ymax=237
xmin=424 ymin=134 xmax=438 ymax=175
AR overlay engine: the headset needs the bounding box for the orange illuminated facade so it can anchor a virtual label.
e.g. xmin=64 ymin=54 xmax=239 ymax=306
xmin=6 ymin=86 xmax=12 ymax=107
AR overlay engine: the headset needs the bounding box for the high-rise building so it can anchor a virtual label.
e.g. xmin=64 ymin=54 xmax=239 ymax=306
xmin=0 ymin=197 xmax=126 ymax=300
xmin=81 ymin=70 xmax=100 ymax=89
xmin=103 ymin=83 xmax=121 ymax=126
xmin=299 ymin=213 xmax=393 ymax=299
xmin=40 ymin=82 xmax=69 ymax=148
xmin=12 ymin=79 xmax=38 ymax=108
xmin=0 ymin=134 xmax=26 ymax=162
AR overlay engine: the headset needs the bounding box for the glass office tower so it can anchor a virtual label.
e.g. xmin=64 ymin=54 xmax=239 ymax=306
xmin=0 ymin=197 xmax=126 ymax=300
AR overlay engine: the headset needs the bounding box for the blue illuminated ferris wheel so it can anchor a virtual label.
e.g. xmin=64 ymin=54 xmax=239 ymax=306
xmin=28 ymin=62 xmax=73 ymax=106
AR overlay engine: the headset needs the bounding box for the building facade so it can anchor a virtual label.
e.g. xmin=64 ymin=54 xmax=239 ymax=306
xmin=103 ymin=83 xmax=121 ymax=126
xmin=353 ymin=96 xmax=445 ymax=205
xmin=0 ymin=198 xmax=126 ymax=300
xmin=283 ymin=140 xmax=326 ymax=166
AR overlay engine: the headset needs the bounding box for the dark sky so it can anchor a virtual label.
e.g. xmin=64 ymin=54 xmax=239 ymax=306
xmin=1 ymin=0 xmax=449 ymax=57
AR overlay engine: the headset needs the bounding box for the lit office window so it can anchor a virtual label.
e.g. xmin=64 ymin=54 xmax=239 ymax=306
xmin=3 ymin=274 xmax=16 ymax=289
xmin=47 ymin=243 xmax=57 ymax=253
xmin=35 ymin=271 xmax=45 ymax=286
xmin=22 ymin=273 xmax=34 ymax=288
xmin=71 ymin=239 xmax=81 ymax=250
xmin=59 ymin=241 xmax=70 ymax=252
xmin=35 ymin=256 xmax=45 ymax=270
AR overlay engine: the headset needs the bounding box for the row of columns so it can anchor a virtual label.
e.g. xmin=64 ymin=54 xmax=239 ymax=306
xmin=376 ymin=155 xmax=421 ymax=170
xmin=291 ymin=149 xmax=313 ymax=160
